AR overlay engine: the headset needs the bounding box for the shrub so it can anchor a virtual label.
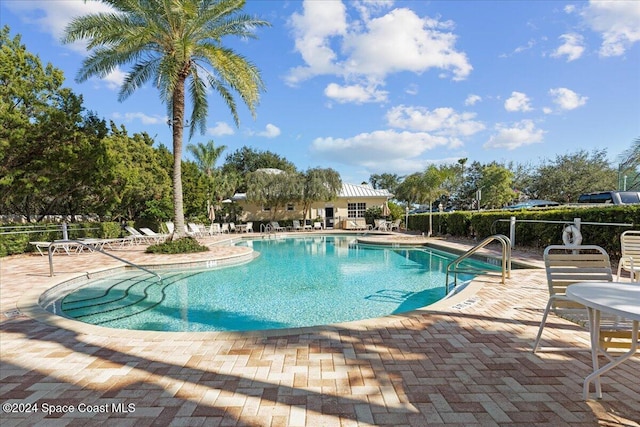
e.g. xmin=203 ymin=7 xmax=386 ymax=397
xmin=145 ymin=237 xmax=209 ymax=254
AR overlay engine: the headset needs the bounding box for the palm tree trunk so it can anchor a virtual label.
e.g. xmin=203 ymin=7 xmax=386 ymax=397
xmin=171 ymin=77 xmax=187 ymax=239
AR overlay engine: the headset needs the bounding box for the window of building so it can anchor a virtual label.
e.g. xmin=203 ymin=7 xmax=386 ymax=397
xmin=287 ymin=203 xmax=295 ymax=211
xmin=347 ymin=202 xmax=366 ymax=218
xmin=262 ymin=206 xmax=271 ymax=211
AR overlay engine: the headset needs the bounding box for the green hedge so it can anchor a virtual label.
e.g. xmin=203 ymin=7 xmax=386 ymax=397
xmin=408 ymin=206 xmax=639 ymax=258
xmin=0 ymin=222 xmax=126 ymax=257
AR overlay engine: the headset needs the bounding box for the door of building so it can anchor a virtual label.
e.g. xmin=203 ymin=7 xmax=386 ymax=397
xmin=325 ymin=207 xmax=334 ymax=229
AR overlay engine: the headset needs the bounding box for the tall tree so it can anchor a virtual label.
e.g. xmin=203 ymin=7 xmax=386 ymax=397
xmin=301 ymin=168 xmax=342 ymax=222
xmin=187 ymin=140 xmax=227 ymax=222
xmin=369 ymin=173 xmax=400 ymax=194
xmin=617 ymin=137 xmax=640 ymax=191
xmin=246 ymin=169 xmax=302 ymax=220
xmin=422 ymin=165 xmax=455 ymax=236
xmin=0 ymin=26 xmax=109 ymax=220
xmin=478 ymin=163 xmax=516 ymax=209
xmin=395 ymin=173 xmax=428 ymax=209
xmin=63 ymin=0 xmax=269 ymax=238
xmin=222 ymin=146 xmax=297 ymax=192
xmin=530 ymin=149 xmax=616 ymax=203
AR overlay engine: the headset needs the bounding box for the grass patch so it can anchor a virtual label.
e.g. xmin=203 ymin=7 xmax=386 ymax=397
xmin=145 ymin=237 xmax=209 ymax=254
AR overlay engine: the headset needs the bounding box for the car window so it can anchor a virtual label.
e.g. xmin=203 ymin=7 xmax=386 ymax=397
xmin=590 ymin=193 xmax=613 ymax=203
xmin=620 ymin=192 xmax=640 ymax=203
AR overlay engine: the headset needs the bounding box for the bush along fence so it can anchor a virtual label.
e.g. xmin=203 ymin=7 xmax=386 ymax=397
xmin=0 ymin=222 xmax=125 ymax=257
xmin=407 ymin=205 xmax=639 ymax=259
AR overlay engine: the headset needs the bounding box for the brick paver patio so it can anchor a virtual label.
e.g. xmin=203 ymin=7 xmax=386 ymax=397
xmin=1 ymin=234 xmax=638 ymax=426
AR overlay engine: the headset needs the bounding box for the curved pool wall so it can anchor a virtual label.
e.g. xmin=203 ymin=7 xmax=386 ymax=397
xmin=40 ymin=235 xmax=502 ymax=333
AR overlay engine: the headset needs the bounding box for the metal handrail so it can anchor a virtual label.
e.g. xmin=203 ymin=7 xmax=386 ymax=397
xmin=445 ymin=234 xmax=511 ymax=294
xmin=48 ymin=239 xmax=162 ymax=283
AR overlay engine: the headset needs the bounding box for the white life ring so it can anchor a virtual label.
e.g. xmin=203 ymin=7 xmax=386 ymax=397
xmin=562 ymin=224 xmax=582 ymax=247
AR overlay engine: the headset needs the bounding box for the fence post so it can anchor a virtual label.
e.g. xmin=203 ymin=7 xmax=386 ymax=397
xmin=62 ymin=222 xmax=68 ymax=240
xmin=510 ymin=216 xmax=516 ymax=248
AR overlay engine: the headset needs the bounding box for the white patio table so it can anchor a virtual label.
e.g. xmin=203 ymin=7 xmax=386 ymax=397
xmin=566 ymin=282 xmax=640 ymax=400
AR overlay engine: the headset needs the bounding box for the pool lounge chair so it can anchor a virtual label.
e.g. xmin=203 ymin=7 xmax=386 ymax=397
xmin=125 ymin=226 xmax=157 ymax=244
xmin=270 ymin=221 xmax=286 ymax=232
xmin=29 ymin=240 xmax=81 ymax=256
xmin=313 ymin=222 xmax=323 ymax=230
xmin=139 ymin=227 xmax=169 ymax=244
xmin=292 ymin=220 xmax=304 ymax=231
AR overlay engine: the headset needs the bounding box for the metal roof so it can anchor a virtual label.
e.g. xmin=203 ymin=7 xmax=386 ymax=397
xmin=232 ymin=183 xmax=392 ymax=201
xmin=339 ymin=183 xmax=393 ymax=198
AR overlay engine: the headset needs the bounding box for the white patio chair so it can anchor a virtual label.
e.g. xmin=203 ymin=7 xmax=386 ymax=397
xmin=617 ymin=230 xmax=640 ymax=282
xmin=533 ymin=245 xmax=632 ymax=353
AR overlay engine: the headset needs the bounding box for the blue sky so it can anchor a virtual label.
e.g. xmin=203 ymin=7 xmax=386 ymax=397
xmin=2 ymin=0 xmax=639 ymax=185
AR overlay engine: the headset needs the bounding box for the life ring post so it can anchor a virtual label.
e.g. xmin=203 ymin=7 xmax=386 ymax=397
xmin=562 ymin=218 xmax=583 ymax=247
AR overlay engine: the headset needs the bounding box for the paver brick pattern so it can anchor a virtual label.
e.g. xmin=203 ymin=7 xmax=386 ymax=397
xmin=1 ymin=236 xmax=638 ymax=426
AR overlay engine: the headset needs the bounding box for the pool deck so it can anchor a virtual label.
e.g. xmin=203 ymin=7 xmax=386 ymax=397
xmin=1 ymin=232 xmax=638 ymax=426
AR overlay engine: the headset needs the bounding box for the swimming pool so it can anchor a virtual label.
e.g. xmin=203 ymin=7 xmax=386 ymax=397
xmin=46 ymin=236 xmax=500 ymax=332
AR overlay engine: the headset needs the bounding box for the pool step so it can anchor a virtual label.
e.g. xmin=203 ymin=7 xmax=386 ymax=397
xmin=61 ymin=272 xmax=189 ymax=324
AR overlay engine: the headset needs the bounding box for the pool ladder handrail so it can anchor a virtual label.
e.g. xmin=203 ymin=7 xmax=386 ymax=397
xmin=48 ymin=239 xmax=162 ymax=283
xmin=445 ymin=234 xmax=511 ymax=294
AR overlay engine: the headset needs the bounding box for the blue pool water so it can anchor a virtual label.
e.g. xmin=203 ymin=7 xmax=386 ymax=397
xmin=52 ymin=236 xmax=500 ymax=332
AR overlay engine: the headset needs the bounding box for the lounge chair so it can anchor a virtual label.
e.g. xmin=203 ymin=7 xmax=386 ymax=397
xmin=617 ymin=230 xmax=640 ymax=282
xmin=533 ymin=245 xmax=632 ymax=353
xmin=292 ymin=220 xmax=304 ymax=231
xmin=221 ymin=223 xmax=230 ymax=233
xmin=313 ymin=222 xmax=323 ymax=230
xmin=270 ymin=221 xmax=286 ymax=232
xmin=187 ymin=223 xmax=205 ymax=237
xmin=229 ymin=223 xmax=236 ymax=233
xmin=244 ymin=222 xmax=253 ymax=233
xmin=29 ymin=240 xmax=81 ymax=256
xmin=125 ymin=226 xmax=156 ymax=244
xmin=164 ymin=222 xmax=174 ymax=234
xmin=139 ymin=227 xmax=169 ymax=244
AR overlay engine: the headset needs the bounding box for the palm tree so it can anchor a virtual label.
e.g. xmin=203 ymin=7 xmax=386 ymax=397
xmin=63 ymin=0 xmax=269 ymax=238
xmin=187 ymin=140 xmax=226 ymax=223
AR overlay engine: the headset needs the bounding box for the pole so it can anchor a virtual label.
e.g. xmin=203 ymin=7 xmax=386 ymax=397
xmin=510 ymin=216 xmax=516 ymax=248
xmin=405 ymin=206 xmax=409 ymax=232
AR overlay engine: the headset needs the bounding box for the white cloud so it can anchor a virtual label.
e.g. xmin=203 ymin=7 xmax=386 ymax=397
xmin=484 ymin=120 xmax=545 ymax=150
xmin=341 ymin=8 xmax=472 ymax=81
xmin=3 ymin=0 xmax=115 ymax=54
xmin=548 ymin=87 xmax=588 ymax=110
xmin=207 ymin=122 xmax=235 ymax=137
xmin=111 ymin=112 xmax=164 ymax=125
xmin=256 ymin=124 xmax=281 ymax=138
xmin=464 ymin=94 xmax=482 ymax=106
xmin=514 ymin=39 xmax=536 ymax=54
xmin=324 ymin=83 xmax=388 ymax=104
xmin=310 ymin=129 xmax=451 ymax=175
xmin=102 ymin=68 xmax=126 ymax=90
xmin=504 ymin=91 xmax=533 ymax=112
xmin=582 ymin=0 xmax=640 ymax=57
xmin=386 ymin=105 xmax=484 ymax=139
xmin=551 ymin=33 xmax=585 ymax=62
xmin=286 ymin=0 xmax=347 ymax=85
xmin=405 ymin=84 xmax=419 ymax=96
xmin=564 ymin=5 xmax=577 ymax=14
xmin=287 ymin=1 xmax=472 ymax=100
